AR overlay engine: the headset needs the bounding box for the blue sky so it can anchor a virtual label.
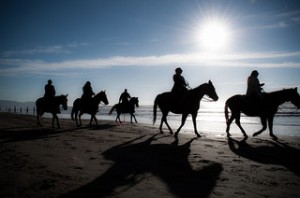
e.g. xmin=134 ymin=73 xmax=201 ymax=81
xmin=1 ymin=0 xmax=300 ymax=106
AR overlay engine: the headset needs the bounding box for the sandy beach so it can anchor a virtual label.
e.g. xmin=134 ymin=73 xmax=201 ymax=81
xmin=0 ymin=112 xmax=300 ymax=197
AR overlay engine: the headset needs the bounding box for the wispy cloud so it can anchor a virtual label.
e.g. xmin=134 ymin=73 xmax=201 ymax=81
xmin=243 ymin=9 xmax=300 ymax=30
xmin=1 ymin=42 xmax=89 ymax=58
xmin=1 ymin=50 xmax=300 ymax=76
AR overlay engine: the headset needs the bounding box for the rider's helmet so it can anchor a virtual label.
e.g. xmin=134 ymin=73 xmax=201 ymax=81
xmin=175 ymin=67 xmax=183 ymax=74
xmin=48 ymin=79 xmax=52 ymax=84
xmin=86 ymin=81 xmax=91 ymax=86
xmin=251 ymin=70 xmax=259 ymax=77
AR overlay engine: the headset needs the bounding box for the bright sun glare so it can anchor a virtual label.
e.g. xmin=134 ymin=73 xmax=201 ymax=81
xmin=197 ymin=19 xmax=231 ymax=51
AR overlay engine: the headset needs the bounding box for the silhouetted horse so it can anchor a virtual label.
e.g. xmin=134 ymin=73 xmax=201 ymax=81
xmin=109 ymin=97 xmax=139 ymax=123
xmin=71 ymin=91 xmax=109 ymax=127
xmin=153 ymin=80 xmax=219 ymax=139
xmin=225 ymin=88 xmax=300 ymax=139
xmin=36 ymin=94 xmax=68 ymax=128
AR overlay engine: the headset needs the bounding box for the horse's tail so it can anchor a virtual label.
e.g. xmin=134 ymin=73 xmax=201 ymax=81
xmin=109 ymin=104 xmax=117 ymax=115
xmin=153 ymin=95 xmax=159 ymax=125
xmin=224 ymin=100 xmax=230 ymax=123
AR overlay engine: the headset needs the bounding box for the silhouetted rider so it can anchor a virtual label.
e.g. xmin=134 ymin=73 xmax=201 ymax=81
xmin=44 ymin=79 xmax=56 ymax=99
xmin=171 ymin=67 xmax=188 ymax=96
xmin=119 ymin=89 xmax=131 ymax=112
xmin=81 ymin=81 xmax=95 ymax=102
xmin=246 ymin=70 xmax=264 ymax=98
xmin=119 ymin=89 xmax=131 ymax=104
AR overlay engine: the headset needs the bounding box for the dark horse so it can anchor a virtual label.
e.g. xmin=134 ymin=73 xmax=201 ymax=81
xmin=153 ymin=80 xmax=219 ymax=139
xmin=225 ymin=88 xmax=300 ymax=139
xmin=36 ymin=94 xmax=68 ymax=128
xmin=109 ymin=97 xmax=139 ymax=123
xmin=71 ymin=91 xmax=109 ymax=127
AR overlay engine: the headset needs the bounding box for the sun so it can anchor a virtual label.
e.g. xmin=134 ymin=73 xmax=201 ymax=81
xmin=197 ymin=19 xmax=231 ymax=51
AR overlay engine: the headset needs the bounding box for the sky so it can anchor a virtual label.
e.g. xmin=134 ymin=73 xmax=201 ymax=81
xmin=1 ymin=0 xmax=300 ymax=106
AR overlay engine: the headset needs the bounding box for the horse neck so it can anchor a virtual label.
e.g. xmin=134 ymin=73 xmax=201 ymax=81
xmin=268 ymin=90 xmax=292 ymax=106
xmin=190 ymin=84 xmax=207 ymax=99
xmin=127 ymin=100 xmax=135 ymax=108
xmin=93 ymin=93 xmax=103 ymax=104
xmin=54 ymin=95 xmax=63 ymax=104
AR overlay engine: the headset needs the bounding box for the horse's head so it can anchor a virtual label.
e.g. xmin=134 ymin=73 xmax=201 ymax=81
xmin=99 ymin=91 xmax=109 ymax=105
xmin=205 ymin=80 xmax=219 ymax=101
xmin=130 ymin=97 xmax=139 ymax=107
xmin=61 ymin=94 xmax=68 ymax=110
xmin=289 ymin=88 xmax=300 ymax=109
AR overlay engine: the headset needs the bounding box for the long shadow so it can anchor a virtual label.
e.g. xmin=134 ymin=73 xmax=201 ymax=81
xmin=62 ymin=134 xmax=223 ymax=198
xmin=0 ymin=124 xmax=116 ymax=143
xmin=228 ymin=137 xmax=300 ymax=177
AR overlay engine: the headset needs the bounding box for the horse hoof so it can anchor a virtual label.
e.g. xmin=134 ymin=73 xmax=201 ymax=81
xmin=271 ymin=135 xmax=278 ymax=140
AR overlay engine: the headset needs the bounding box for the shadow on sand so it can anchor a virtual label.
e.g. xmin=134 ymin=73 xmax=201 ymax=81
xmin=62 ymin=134 xmax=223 ymax=197
xmin=228 ymin=137 xmax=300 ymax=177
xmin=0 ymin=123 xmax=116 ymax=143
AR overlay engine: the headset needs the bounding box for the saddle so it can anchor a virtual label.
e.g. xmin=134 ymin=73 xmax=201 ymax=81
xmin=170 ymin=90 xmax=188 ymax=107
xmin=80 ymin=97 xmax=94 ymax=110
xmin=243 ymin=93 xmax=266 ymax=112
xmin=120 ymin=102 xmax=132 ymax=113
xmin=43 ymin=97 xmax=60 ymax=113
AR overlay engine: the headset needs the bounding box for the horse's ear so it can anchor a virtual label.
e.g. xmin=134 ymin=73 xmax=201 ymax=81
xmin=208 ymin=80 xmax=212 ymax=85
xmin=66 ymin=94 xmax=68 ymax=97
xmin=295 ymin=87 xmax=298 ymax=91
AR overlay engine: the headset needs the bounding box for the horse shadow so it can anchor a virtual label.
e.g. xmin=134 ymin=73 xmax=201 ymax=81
xmin=228 ymin=137 xmax=300 ymax=177
xmin=0 ymin=125 xmax=116 ymax=143
xmin=62 ymin=134 xmax=223 ymax=198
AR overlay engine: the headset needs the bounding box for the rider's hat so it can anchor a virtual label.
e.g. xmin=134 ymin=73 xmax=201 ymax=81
xmin=251 ymin=70 xmax=259 ymax=76
xmin=175 ymin=67 xmax=183 ymax=73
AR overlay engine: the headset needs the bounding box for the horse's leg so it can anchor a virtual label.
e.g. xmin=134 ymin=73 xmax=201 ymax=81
xmin=75 ymin=111 xmax=79 ymax=127
xmin=226 ymin=114 xmax=235 ymax=137
xmin=191 ymin=113 xmax=201 ymax=138
xmin=89 ymin=115 xmax=93 ymax=126
xmin=116 ymin=113 xmax=122 ymax=123
xmin=131 ymin=113 xmax=138 ymax=123
xmin=159 ymin=111 xmax=173 ymax=134
xmin=235 ymin=113 xmax=248 ymax=137
xmin=52 ymin=113 xmax=59 ymax=128
xmin=78 ymin=112 xmax=83 ymax=127
xmin=268 ymin=115 xmax=277 ymax=140
xmin=89 ymin=114 xmax=98 ymax=126
xmin=159 ymin=116 xmax=164 ymax=133
xmin=54 ymin=114 xmax=60 ymax=129
xmin=174 ymin=114 xmax=188 ymax=139
xmin=253 ymin=116 xmax=267 ymax=137
xmin=164 ymin=116 xmax=173 ymax=134
xmin=37 ymin=111 xmax=43 ymax=126
xmin=94 ymin=115 xmax=98 ymax=126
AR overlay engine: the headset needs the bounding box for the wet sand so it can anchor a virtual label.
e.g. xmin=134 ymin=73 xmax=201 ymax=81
xmin=0 ymin=113 xmax=300 ymax=197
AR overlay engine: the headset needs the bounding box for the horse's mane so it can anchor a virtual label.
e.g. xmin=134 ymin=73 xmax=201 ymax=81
xmin=265 ymin=88 xmax=294 ymax=96
xmin=188 ymin=83 xmax=208 ymax=96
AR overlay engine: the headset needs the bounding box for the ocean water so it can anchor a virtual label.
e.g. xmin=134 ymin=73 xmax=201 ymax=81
xmin=12 ymin=102 xmax=300 ymax=138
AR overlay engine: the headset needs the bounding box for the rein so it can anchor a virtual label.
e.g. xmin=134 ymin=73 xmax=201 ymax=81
xmin=202 ymin=96 xmax=215 ymax=102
